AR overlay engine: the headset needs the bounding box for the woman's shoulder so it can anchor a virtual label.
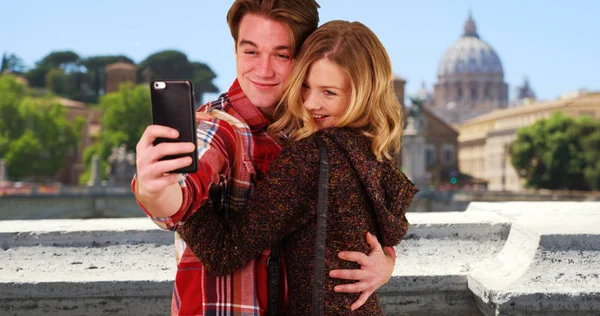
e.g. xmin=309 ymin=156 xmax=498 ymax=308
xmin=278 ymin=134 xmax=322 ymax=164
xmin=283 ymin=128 xmax=371 ymax=158
xmin=317 ymin=128 xmax=372 ymax=152
xmin=314 ymin=128 xmax=366 ymax=145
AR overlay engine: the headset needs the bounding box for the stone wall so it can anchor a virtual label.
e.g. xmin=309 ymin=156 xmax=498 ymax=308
xmin=1 ymin=202 xmax=598 ymax=315
xmin=0 ymin=194 xmax=142 ymax=220
xmin=5 ymin=190 xmax=597 ymax=221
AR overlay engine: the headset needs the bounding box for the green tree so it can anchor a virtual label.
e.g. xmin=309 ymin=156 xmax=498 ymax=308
xmin=138 ymin=50 xmax=192 ymax=81
xmin=5 ymin=131 xmax=43 ymax=180
xmin=20 ymin=98 xmax=85 ymax=179
xmin=25 ymin=50 xmax=82 ymax=88
xmin=37 ymin=51 xmax=82 ymax=73
xmin=45 ymin=68 xmax=69 ymax=95
xmin=190 ymin=61 xmax=219 ymax=103
xmin=24 ymin=65 xmax=51 ymax=88
xmin=0 ymin=74 xmax=84 ymax=181
xmin=1 ymin=53 xmax=27 ymax=73
xmin=578 ymin=116 xmax=600 ymax=190
xmin=0 ymin=74 xmax=27 ymax=140
xmin=81 ymin=82 xmax=151 ymax=184
xmin=511 ymin=111 xmax=600 ymax=191
xmin=138 ymin=50 xmax=218 ymax=103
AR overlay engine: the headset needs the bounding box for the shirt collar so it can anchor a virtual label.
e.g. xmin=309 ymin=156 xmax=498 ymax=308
xmin=227 ymin=79 xmax=270 ymax=132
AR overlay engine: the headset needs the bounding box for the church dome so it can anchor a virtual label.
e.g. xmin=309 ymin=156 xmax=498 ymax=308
xmin=437 ymin=13 xmax=504 ymax=78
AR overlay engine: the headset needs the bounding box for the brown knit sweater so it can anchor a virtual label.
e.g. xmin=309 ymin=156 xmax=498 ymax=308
xmin=180 ymin=127 xmax=418 ymax=315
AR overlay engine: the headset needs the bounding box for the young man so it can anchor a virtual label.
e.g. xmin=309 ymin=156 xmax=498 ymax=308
xmin=133 ymin=0 xmax=396 ymax=314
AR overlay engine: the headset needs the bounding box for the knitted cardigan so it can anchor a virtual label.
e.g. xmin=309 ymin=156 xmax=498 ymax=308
xmin=180 ymin=127 xmax=418 ymax=315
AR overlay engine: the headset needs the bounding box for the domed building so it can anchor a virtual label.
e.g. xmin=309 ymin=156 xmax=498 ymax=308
xmin=429 ymin=13 xmax=509 ymax=124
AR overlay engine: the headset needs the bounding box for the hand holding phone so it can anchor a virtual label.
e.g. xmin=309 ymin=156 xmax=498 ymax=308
xmin=150 ymin=80 xmax=198 ymax=173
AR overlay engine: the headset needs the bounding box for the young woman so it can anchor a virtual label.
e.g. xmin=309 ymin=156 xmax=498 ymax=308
xmin=180 ymin=20 xmax=417 ymax=315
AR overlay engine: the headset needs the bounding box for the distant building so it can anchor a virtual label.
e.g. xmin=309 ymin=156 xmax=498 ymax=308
xmin=510 ymin=77 xmax=537 ymax=107
xmin=457 ymin=91 xmax=600 ymax=191
xmin=394 ymin=76 xmax=407 ymax=106
xmin=394 ymin=77 xmax=461 ymax=188
xmin=420 ymin=108 xmax=461 ymax=187
xmin=426 ymin=12 xmax=509 ymax=124
xmin=105 ymin=62 xmax=137 ymax=93
xmin=52 ymin=97 xmax=102 ymax=185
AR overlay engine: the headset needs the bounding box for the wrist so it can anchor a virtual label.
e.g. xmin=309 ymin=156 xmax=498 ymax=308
xmin=383 ymin=246 xmax=396 ymax=260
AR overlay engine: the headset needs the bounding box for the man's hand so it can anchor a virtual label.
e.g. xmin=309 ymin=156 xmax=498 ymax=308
xmin=329 ymin=232 xmax=395 ymax=311
xmin=135 ymin=125 xmax=195 ymax=217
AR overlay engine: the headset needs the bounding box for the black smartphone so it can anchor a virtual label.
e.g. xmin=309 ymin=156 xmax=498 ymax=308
xmin=150 ymin=80 xmax=198 ymax=174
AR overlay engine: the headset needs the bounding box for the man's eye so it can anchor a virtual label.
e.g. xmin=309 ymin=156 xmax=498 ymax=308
xmin=277 ymin=54 xmax=290 ymax=60
xmin=245 ymin=51 xmax=256 ymax=55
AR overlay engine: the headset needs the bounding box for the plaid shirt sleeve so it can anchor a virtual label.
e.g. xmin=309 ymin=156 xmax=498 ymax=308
xmin=131 ymin=109 xmax=238 ymax=231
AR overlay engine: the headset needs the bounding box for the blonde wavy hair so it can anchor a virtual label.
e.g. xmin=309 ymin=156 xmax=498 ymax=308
xmin=269 ymin=20 xmax=404 ymax=161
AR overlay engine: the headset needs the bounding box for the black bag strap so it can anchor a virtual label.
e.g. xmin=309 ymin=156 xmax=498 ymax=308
xmin=312 ymin=136 xmax=329 ymax=316
xmin=267 ymin=241 xmax=281 ymax=316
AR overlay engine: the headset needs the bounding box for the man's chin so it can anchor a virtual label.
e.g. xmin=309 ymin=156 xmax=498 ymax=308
xmin=248 ymin=96 xmax=278 ymax=109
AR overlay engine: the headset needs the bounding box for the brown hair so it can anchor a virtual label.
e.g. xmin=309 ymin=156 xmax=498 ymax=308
xmin=270 ymin=20 xmax=404 ymax=161
xmin=227 ymin=0 xmax=320 ymax=56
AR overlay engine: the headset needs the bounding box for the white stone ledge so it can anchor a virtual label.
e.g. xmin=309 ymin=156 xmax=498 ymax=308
xmin=379 ymin=211 xmax=510 ymax=315
xmin=0 ymin=218 xmax=175 ymax=315
xmin=1 ymin=281 xmax=172 ymax=299
xmin=466 ymin=202 xmax=600 ymax=315
xmin=1 ymin=297 xmax=170 ymax=316
xmin=0 ymin=218 xmax=172 ymax=248
xmin=1 ymin=203 xmax=599 ymax=316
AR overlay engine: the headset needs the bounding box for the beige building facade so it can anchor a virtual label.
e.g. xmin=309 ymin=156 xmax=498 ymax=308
xmin=105 ymin=62 xmax=137 ymax=94
xmin=394 ymin=78 xmax=460 ymax=187
xmin=53 ymin=97 xmax=102 ymax=184
xmin=458 ymin=92 xmax=600 ymax=191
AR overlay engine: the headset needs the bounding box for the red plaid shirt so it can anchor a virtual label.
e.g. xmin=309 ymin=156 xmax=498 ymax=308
xmin=132 ymin=79 xmax=281 ymax=315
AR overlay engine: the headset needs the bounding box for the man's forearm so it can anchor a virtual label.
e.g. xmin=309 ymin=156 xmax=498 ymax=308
xmin=135 ymin=181 xmax=183 ymax=218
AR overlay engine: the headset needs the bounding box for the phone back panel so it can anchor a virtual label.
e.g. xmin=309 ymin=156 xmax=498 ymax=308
xmin=150 ymin=80 xmax=198 ymax=173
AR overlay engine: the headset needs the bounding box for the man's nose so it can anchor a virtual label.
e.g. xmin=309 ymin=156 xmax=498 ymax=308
xmin=256 ymin=56 xmax=275 ymax=78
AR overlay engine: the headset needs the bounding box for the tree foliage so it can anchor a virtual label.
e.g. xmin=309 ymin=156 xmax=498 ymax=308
xmin=139 ymin=50 xmax=218 ymax=103
xmin=0 ymin=74 xmax=84 ymax=181
xmin=25 ymin=50 xmax=82 ymax=89
xmin=45 ymin=68 xmax=69 ymax=95
xmin=80 ymin=82 xmax=151 ymax=184
xmin=511 ymin=111 xmax=600 ymax=191
xmin=23 ymin=50 xmax=218 ymax=104
xmin=37 ymin=51 xmax=82 ymax=73
xmin=1 ymin=53 xmax=27 ymax=73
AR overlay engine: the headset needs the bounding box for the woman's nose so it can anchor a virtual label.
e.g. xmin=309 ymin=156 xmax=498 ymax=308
xmin=303 ymin=92 xmax=321 ymax=110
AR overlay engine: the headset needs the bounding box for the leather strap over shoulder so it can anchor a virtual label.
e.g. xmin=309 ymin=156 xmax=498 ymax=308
xmin=312 ymin=135 xmax=329 ymax=316
xmin=267 ymin=241 xmax=281 ymax=316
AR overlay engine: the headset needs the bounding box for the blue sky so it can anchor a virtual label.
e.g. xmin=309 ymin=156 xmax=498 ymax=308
xmin=2 ymin=0 xmax=599 ymax=102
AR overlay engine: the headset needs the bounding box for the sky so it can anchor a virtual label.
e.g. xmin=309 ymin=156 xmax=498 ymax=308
xmin=2 ymin=0 xmax=599 ymax=102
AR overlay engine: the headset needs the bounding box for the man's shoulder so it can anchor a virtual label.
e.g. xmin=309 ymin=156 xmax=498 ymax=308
xmin=198 ymin=92 xmax=229 ymax=113
xmin=196 ymin=93 xmax=254 ymax=138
